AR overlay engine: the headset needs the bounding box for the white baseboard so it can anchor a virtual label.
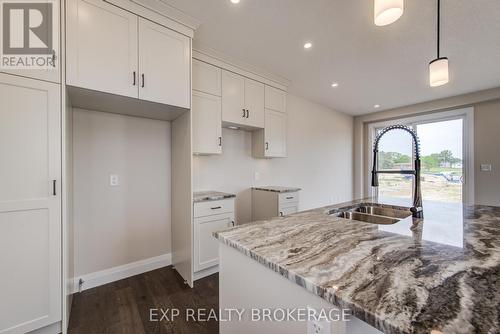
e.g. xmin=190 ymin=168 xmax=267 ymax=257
xmin=72 ymin=253 xmax=172 ymax=293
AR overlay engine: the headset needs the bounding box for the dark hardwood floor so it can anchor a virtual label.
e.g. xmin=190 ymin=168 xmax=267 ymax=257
xmin=68 ymin=266 xmax=219 ymax=334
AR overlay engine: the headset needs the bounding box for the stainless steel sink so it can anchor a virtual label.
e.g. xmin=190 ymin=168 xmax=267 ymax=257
xmin=336 ymin=211 xmax=400 ymax=225
xmin=331 ymin=204 xmax=412 ymax=225
xmin=353 ymin=206 xmax=412 ymax=219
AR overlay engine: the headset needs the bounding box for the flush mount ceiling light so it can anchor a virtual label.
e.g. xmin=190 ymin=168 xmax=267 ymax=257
xmin=303 ymin=42 xmax=312 ymax=49
xmin=374 ymin=0 xmax=404 ymax=26
xmin=429 ymin=0 xmax=449 ymax=87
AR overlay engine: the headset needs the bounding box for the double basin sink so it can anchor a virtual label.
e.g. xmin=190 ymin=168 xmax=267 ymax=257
xmin=330 ymin=204 xmax=412 ymax=225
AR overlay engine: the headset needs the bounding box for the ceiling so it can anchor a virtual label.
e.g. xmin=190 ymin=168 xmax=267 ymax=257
xmin=164 ymin=0 xmax=500 ymax=115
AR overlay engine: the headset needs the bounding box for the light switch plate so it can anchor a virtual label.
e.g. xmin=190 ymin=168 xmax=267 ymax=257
xmin=110 ymin=174 xmax=119 ymax=186
xmin=480 ymin=164 xmax=492 ymax=172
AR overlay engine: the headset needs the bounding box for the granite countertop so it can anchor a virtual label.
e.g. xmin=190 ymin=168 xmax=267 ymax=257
xmin=252 ymin=186 xmax=301 ymax=193
xmin=193 ymin=191 xmax=236 ymax=203
xmin=214 ymin=197 xmax=500 ymax=334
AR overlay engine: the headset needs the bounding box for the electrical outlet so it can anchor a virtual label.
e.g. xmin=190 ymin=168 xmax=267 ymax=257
xmin=480 ymin=164 xmax=492 ymax=172
xmin=110 ymin=174 xmax=119 ymax=186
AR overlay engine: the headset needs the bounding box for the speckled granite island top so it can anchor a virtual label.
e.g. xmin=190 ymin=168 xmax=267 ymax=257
xmin=214 ymin=198 xmax=500 ymax=334
xmin=252 ymin=186 xmax=301 ymax=193
xmin=193 ymin=191 xmax=235 ymax=203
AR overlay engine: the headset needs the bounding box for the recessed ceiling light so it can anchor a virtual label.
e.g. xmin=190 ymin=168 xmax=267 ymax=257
xmin=331 ymin=82 xmax=339 ymax=88
xmin=374 ymin=104 xmax=381 ymax=109
xmin=230 ymin=0 xmax=240 ymax=3
xmin=303 ymin=42 xmax=312 ymax=49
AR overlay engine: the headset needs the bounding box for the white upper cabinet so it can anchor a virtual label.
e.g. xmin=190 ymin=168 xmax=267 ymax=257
xmin=221 ymin=70 xmax=246 ymax=125
xmin=244 ymin=79 xmax=265 ymax=128
xmin=252 ymin=85 xmax=287 ymax=158
xmin=138 ymin=18 xmax=190 ymax=108
xmin=265 ymin=85 xmax=287 ymax=113
xmin=66 ymin=0 xmax=191 ymax=108
xmin=193 ymin=60 xmax=221 ymax=96
xmin=264 ymin=109 xmax=287 ymax=157
xmin=192 ymin=91 xmax=222 ymax=155
xmin=66 ymin=0 xmax=138 ymax=98
xmin=221 ymin=70 xmax=265 ymax=128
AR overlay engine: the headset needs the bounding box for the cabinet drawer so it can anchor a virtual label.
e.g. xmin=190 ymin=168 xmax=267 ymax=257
xmin=194 ymin=199 xmax=234 ymax=218
xmin=279 ymin=192 xmax=299 ymax=205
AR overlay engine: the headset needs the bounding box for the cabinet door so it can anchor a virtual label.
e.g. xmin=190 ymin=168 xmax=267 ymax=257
xmin=194 ymin=214 xmax=233 ymax=272
xmin=138 ymin=18 xmax=190 ymax=108
xmin=192 ymin=91 xmax=222 ymax=155
xmin=66 ymin=0 xmax=138 ymax=97
xmin=244 ymin=78 xmax=265 ymax=128
xmin=193 ymin=60 xmax=221 ymax=96
xmin=265 ymin=85 xmax=286 ymax=113
xmin=279 ymin=205 xmax=298 ymax=217
xmin=0 ymin=74 xmax=61 ymax=333
xmin=221 ymin=70 xmax=246 ymax=125
xmin=264 ymin=109 xmax=287 ymax=157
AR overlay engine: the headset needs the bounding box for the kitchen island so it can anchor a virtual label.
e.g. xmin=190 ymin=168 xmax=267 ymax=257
xmin=214 ymin=198 xmax=500 ymax=334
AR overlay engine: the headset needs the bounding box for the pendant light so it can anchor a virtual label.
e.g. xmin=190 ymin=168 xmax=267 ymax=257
xmin=429 ymin=0 xmax=449 ymax=87
xmin=374 ymin=0 xmax=404 ymax=26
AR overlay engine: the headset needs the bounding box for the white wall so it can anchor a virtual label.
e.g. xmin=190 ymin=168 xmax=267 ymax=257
xmin=73 ymin=109 xmax=172 ymax=277
xmin=194 ymin=94 xmax=354 ymax=224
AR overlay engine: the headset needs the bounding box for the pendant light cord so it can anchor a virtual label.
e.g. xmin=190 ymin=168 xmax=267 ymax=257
xmin=437 ymin=0 xmax=441 ymax=58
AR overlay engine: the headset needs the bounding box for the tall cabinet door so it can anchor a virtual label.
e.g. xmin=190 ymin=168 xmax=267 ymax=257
xmin=244 ymin=78 xmax=265 ymax=128
xmin=138 ymin=18 xmax=191 ymax=108
xmin=192 ymin=91 xmax=222 ymax=155
xmin=0 ymin=74 xmax=61 ymax=333
xmin=66 ymin=0 xmax=138 ymax=98
xmin=221 ymin=70 xmax=245 ymax=125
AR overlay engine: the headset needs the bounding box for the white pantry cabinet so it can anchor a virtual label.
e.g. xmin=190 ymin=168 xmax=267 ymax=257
xmin=193 ymin=199 xmax=235 ymax=279
xmin=221 ymin=70 xmax=264 ymax=129
xmin=252 ymin=86 xmax=287 ymax=158
xmin=0 ymin=73 xmax=61 ymax=333
xmin=66 ymin=0 xmax=190 ymax=108
xmin=192 ymin=91 xmax=222 ymax=155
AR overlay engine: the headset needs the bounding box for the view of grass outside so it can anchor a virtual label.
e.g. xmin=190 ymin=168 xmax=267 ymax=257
xmin=378 ymin=149 xmax=463 ymax=203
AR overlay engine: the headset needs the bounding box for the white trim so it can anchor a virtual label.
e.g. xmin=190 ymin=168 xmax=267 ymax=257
xmin=104 ymin=0 xmax=196 ymax=38
xmin=72 ymin=253 xmax=172 ymax=293
xmin=193 ymin=46 xmax=290 ymax=91
xmin=366 ymin=108 xmax=475 ymax=205
xmin=193 ymin=265 xmax=219 ymax=281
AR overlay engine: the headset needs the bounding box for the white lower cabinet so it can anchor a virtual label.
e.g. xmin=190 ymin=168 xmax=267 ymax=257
xmin=252 ymin=189 xmax=299 ymax=221
xmin=193 ymin=199 xmax=235 ymax=279
xmin=0 ymin=73 xmax=61 ymax=334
